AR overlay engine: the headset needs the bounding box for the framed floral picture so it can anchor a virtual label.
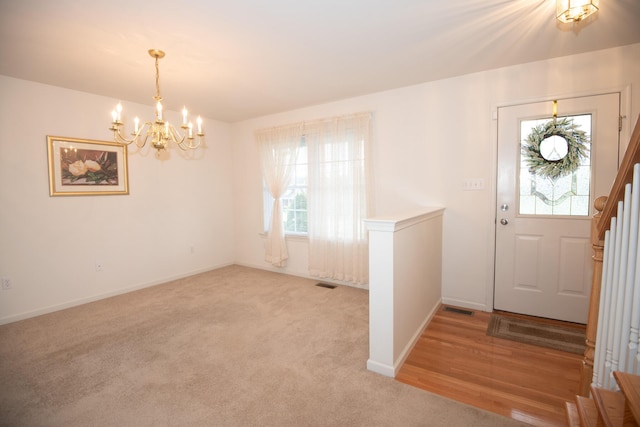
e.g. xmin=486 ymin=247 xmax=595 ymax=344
xmin=47 ymin=136 xmax=129 ymax=196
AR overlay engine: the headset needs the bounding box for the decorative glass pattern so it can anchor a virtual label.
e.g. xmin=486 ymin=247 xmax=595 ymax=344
xmin=519 ymin=114 xmax=592 ymax=216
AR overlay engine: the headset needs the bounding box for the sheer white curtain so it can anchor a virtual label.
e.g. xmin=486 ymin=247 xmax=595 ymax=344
xmin=305 ymin=113 xmax=372 ymax=285
xmin=255 ymin=124 xmax=302 ymax=267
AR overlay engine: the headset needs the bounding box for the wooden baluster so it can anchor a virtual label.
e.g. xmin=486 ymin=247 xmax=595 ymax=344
xmin=581 ymin=195 xmax=608 ymax=396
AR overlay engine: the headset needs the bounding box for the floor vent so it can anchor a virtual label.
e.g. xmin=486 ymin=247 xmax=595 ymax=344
xmin=315 ymin=283 xmax=337 ymax=289
xmin=444 ymin=306 xmax=474 ymax=316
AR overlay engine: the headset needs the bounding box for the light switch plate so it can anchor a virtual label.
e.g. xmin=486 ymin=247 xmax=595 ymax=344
xmin=462 ymin=178 xmax=485 ymax=191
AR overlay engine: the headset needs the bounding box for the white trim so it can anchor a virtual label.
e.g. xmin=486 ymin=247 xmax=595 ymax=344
xmin=0 ymin=263 xmax=234 ymax=326
xmin=620 ymin=84 xmax=633 ymax=160
xmin=394 ymin=301 xmax=441 ymax=374
xmin=366 ymin=359 xmax=395 ymax=377
xmin=234 ymin=261 xmax=370 ymax=290
xmin=367 ymin=300 xmax=441 ymax=377
xmin=494 ymin=85 xmax=632 ymax=112
xmin=258 ymin=232 xmax=309 ymax=242
xmin=487 ymin=102 xmax=500 ymax=312
xmin=364 ymin=207 xmax=445 ymax=232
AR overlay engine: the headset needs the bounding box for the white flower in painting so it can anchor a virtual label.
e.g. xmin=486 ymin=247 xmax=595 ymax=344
xmin=68 ymin=160 xmax=87 ymax=176
xmin=85 ymin=160 xmax=101 ymax=172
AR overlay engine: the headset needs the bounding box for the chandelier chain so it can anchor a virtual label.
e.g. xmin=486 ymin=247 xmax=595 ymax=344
xmin=154 ymin=56 xmax=161 ymax=101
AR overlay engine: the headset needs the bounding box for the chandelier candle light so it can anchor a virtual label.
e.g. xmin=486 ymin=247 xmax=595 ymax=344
xmin=110 ymin=49 xmax=204 ymax=152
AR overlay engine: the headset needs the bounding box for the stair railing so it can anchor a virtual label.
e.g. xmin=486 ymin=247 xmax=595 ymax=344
xmin=580 ymin=115 xmax=640 ymax=396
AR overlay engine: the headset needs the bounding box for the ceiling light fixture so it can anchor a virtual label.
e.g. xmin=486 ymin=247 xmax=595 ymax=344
xmin=109 ymin=49 xmax=204 ymax=152
xmin=556 ymin=0 xmax=599 ymax=23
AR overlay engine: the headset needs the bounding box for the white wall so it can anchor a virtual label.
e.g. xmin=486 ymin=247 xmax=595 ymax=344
xmin=231 ymin=43 xmax=640 ymax=312
xmin=0 ymin=76 xmax=236 ymax=323
xmin=2 ymin=44 xmax=638 ymax=323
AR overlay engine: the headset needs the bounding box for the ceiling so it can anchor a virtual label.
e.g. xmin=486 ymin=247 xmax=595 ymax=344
xmin=1 ymin=0 xmax=639 ymax=123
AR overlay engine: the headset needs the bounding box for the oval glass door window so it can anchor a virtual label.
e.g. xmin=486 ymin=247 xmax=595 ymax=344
xmin=539 ymin=134 xmax=569 ymax=161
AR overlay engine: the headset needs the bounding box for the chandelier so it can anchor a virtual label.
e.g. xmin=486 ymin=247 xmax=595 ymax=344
xmin=556 ymin=0 xmax=599 ymax=23
xmin=109 ymin=49 xmax=204 ymax=152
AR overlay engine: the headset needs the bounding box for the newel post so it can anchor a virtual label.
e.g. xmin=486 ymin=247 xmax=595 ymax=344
xmin=580 ymin=195 xmax=607 ymax=396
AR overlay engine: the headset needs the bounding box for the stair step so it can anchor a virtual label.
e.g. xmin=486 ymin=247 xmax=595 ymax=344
xmin=592 ymin=386 xmax=626 ymax=427
xmin=614 ymin=372 xmax=640 ymax=426
xmin=575 ymin=395 xmax=598 ymax=427
xmin=613 ymin=372 xmax=640 ymax=426
xmin=566 ymin=401 xmax=581 ymax=427
xmin=566 ymin=372 xmax=640 ymax=427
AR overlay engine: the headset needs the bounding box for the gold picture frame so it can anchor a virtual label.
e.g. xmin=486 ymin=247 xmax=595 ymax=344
xmin=47 ymin=136 xmax=129 ymax=196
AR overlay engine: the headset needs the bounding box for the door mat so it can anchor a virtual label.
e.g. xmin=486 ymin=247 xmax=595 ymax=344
xmin=487 ymin=314 xmax=586 ymax=354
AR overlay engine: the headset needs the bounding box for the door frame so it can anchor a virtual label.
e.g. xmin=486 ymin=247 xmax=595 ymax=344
xmin=485 ymin=86 xmax=631 ymax=312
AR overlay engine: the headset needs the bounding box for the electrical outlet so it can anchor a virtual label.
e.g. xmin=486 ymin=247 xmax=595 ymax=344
xmin=190 ymin=245 xmax=195 ymax=254
xmin=95 ymin=261 xmax=103 ymax=272
xmin=1 ymin=277 xmax=12 ymax=290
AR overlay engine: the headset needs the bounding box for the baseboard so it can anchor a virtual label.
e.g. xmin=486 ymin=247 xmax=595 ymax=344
xmin=391 ymin=300 xmax=441 ymax=377
xmin=366 ymin=359 xmax=395 ymax=377
xmin=366 ymin=299 xmax=442 ymax=379
xmin=1 ymin=262 xmax=365 ymax=325
xmin=234 ymin=261 xmax=370 ymax=290
xmin=0 ymin=263 xmax=234 ymax=325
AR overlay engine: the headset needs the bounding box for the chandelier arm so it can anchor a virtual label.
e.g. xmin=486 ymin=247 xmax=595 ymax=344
xmin=135 ymin=122 xmax=156 ymax=148
xmin=179 ymin=136 xmax=203 ymax=150
xmin=111 ymin=125 xmax=138 ymax=145
xmin=141 ymin=132 xmax=151 ymax=149
xmin=111 ymin=122 xmax=149 ymax=148
xmin=167 ymin=124 xmax=202 ymax=150
xmin=168 ymin=125 xmax=185 ymax=146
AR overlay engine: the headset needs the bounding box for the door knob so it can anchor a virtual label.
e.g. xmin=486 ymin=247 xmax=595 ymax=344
xmin=500 ymin=218 xmax=509 ymax=225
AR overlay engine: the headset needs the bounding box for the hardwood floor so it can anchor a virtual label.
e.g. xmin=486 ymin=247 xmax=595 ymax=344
xmin=396 ymin=305 xmax=584 ymax=426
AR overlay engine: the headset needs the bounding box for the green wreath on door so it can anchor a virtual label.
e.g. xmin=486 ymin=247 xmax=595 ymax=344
xmin=521 ymin=117 xmax=590 ymax=181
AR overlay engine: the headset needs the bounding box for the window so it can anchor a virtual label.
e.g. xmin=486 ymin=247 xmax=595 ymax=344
xmin=519 ymin=114 xmax=592 ymax=216
xmin=263 ymin=139 xmax=308 ymax=235
xmin=257 ymin=112 xmax=371 ymax=284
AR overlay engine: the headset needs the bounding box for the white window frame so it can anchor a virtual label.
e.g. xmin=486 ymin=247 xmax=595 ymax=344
xmin=263 ymin=138 xmax=308 ymax=236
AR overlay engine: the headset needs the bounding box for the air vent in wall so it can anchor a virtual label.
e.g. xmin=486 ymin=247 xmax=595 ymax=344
xmin=443 ymin=306 xmax=474 ymax=316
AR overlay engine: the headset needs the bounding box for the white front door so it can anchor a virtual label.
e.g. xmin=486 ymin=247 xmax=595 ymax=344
xmin=495 ymin=94 xmax=620 ymax=323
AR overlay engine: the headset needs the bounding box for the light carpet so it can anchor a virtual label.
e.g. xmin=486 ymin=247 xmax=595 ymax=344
xmin=0 ymin=265 xmax=527 ymax=426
